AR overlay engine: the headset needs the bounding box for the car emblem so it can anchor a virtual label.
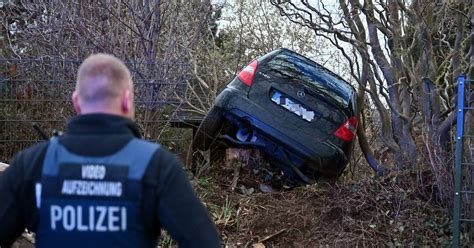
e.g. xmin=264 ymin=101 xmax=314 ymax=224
xmin=297 ymin=90 xmax=305 ymax=98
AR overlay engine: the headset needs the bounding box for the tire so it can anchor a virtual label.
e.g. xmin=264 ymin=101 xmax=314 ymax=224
xmin=192 ymin=106 xmax=224 ymax=151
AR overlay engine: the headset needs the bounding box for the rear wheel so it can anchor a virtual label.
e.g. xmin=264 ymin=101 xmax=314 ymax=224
xmin=192 ymin=106 xmax=224 ymax=151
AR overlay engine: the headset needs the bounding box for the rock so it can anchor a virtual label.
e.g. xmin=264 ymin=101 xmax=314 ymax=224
xmin=239 ymin=185 xmax=255 ymax=195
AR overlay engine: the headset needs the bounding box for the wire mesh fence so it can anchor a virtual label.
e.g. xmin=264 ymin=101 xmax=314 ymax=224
xmin=0 ymin=57 xmax=201 ymax=162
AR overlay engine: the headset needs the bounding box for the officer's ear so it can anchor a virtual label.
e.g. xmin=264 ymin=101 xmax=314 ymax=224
xmin=72 ymin=91 xmax=82 ymax=115
xmin=121 ymin=89 xmax=133 ymax=116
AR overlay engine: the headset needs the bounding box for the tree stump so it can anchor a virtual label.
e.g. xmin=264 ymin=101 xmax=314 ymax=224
xmin=225 ymin=148 xmax=261 ymax=191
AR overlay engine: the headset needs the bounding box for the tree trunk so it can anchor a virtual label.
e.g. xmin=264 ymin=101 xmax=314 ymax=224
xmin=341 ymin=0 xmax=391 ymax=174
xmin=367 ymin=17 xmax=409 ymax=166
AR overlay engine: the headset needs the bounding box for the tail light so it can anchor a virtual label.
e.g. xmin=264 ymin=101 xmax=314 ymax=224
xmin=238 ymin=60 xmax=258 ymax=86
xmin=334 ymin=116 xmax=358 ymax=141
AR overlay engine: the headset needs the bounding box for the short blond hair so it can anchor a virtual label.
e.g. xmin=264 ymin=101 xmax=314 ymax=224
xmin=76 ymin=54 xmax=132 ymax=105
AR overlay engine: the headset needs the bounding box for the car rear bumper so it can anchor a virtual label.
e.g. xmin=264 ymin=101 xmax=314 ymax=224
xmin=215 ymin=89 xmax=348 ymax=177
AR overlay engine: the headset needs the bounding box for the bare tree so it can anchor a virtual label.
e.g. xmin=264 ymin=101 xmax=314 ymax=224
xmin=182 ymin=0 xmax=333 ymax=116
xmin=0 ymin=0 xmax=213 ymax=146
xmin=270 ymin=0 xmax=473 ymax=204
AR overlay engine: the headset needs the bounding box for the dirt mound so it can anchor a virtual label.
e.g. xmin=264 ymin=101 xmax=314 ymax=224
xmin=196 ymin=164 xmax=454 ymax=247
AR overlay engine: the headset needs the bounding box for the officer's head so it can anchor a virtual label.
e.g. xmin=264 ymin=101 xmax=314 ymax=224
xmin=73 ymin=54 xmax=135 ymax=120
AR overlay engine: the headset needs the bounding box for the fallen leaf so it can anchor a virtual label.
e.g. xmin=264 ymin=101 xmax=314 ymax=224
xmin=252 ymin=243 xmax=265 ymax=248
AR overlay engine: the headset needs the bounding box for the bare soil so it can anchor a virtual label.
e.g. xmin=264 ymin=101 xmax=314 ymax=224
xmin=194 ymin=159 xmax=455 ymax=247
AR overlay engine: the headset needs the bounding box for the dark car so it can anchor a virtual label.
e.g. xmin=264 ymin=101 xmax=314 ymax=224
xmin=193 ymin=48 xmax=357 ymax=185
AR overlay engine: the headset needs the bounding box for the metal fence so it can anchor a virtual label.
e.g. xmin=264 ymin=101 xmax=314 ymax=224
xmin=0 ymin=57 xmax=202 ymax=162
xmin=452 ymin=75 xmax=474 ymax=247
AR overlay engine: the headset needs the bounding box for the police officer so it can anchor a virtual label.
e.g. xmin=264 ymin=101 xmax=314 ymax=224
xmin=0 ymin=54 xmax=221 ymax=247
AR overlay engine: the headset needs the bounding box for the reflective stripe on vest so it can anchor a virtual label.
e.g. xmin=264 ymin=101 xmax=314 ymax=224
xmin=36 ymin=138 xmax=160 ymax=248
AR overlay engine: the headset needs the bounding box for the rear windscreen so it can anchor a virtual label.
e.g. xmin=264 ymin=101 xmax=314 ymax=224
xmin=262 ymin=51 xmax=354 ymax=108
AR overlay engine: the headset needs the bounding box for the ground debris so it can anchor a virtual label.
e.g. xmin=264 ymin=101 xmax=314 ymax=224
xmin=199 ymin=164 xmax=455 ymax=247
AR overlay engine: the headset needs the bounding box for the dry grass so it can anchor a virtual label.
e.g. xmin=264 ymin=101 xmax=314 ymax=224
xmin=193 ymin=161 xmax=463 ymax=248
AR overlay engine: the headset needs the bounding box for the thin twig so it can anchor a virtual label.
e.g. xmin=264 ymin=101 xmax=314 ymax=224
xmin=258 ymin=228 xmax=287 ymax=243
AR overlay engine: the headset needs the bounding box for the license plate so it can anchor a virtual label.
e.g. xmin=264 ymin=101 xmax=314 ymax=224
xmin=271 ymin=91 xmax=315 ymax=122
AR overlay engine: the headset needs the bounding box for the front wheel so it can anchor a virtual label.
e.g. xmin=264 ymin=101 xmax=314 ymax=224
xmin=192 ymin=106 xmax=224 ymax=151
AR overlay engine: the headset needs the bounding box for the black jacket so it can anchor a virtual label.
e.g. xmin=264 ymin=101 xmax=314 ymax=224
xmin=0 ymin=114 xmax=220 ymax=247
